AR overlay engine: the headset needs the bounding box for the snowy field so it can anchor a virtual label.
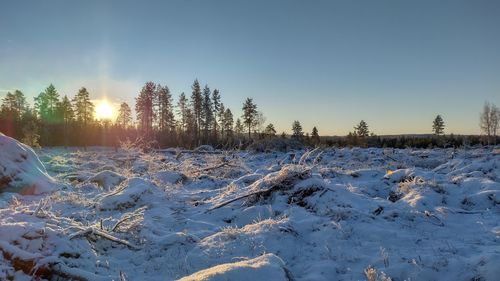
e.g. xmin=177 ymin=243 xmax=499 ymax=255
xmin=1 ymin=141 xmax=499 ymax=280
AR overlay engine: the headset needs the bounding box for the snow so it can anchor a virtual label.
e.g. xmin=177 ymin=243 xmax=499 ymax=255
xmin=178 ymin=253 xmax=290 ymax=281
xmin=0 ymin=133 xmax=56 ymax=195
xmin=0 ymin=145 xmax=499 ymax=280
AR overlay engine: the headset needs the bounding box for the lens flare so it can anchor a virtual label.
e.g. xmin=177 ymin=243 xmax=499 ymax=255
xmin=95 ymin=100 xmax=113 ymax=120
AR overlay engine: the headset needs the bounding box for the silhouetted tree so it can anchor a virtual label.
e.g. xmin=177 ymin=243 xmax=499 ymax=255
xmin=432 ymin=115 xmax=445 ymax=135
xmin=354 ymin=120 xmax=369 ymax=137
xmin=190 ymin=79 xmax=203 ymax=143
xmin=291 ymin=120 xmax=303 ymax=141
xmin=135 ymin=82 xmax=156 ymax=138
xmin=116 ymin=102 xmax=132 ymax=128
xmin=264 ymin=123 xmax=276 ymax=137
xmin=201 ymin=85 xmax=213 ymax=142
xmin=480 ymin=101 xmax=499 ymax=144
xmin=212 ymin=89 xmax=221 ymax=141
xmin=242 ymin=98 xmax=257 ymax=139
xmin=311 ymin=126 xmax=320 ymax=145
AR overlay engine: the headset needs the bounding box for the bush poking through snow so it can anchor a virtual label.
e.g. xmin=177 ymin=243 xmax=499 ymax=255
xmin=178 ymin=253 xmax=293 ymax=281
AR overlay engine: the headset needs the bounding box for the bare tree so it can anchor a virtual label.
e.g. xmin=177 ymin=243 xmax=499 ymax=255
xmin=480 ymin=101 xmax=499 ymax=144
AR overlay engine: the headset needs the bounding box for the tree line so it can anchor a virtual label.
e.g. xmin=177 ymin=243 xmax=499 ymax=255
xmin=1 ymin=80 xmax=499 ymax=149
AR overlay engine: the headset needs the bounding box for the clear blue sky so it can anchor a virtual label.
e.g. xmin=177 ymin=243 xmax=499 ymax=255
xmin=1 ymin=0 xmax=499 ymax=135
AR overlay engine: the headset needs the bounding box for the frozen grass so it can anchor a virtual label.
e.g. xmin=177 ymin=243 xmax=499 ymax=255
xmin=0 ymin=145 xmax=499 ymax=280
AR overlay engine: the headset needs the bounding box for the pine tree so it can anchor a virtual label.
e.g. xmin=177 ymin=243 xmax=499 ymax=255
xmin=190 ymin=79 xmax=203 ymax=142
xmin=291 ymin=120 xmax=304 ymax=141
xmin=0 ymin=90 xmax=28 ymax=138
xmin=156 ymin=84 xmax=175 ymax=134
xmin=223 ymin=108 xmax=234 ymax=139
xmin=73 ymin=87 xmax=95 ymax=126
xmin=35 ymin=84 xmax=60 ymax=124
xmin=432 ymin=115 xmax=445 ymax=135
xmin=177 ymin=92 xmax=188 ymax=134
xmin=57 ymin=95 xmax=74 ymax=146
xmin=219 ymin=103 xmax=226 ymax=138
xmin=212 ymin=89 xmax=221 ymax=140
xmin=234 ymin=118 xmax=244 ymax=137
xmin=116 ymin=102 xmax=132 ymax=128
xmin=242 ymin=98 xmax=257 ymax=139
xmin=264 ymin=123 xmax=276 ymax=137
xmin=201 ymin=85 xmax=213 ymax=142
xmin=354 ymin=120 xmax=369 ymax=137
xmin=135 ymin=82 xmax=156 ymax=137
xmin=311 ymin=126 xmax=320 ymax=145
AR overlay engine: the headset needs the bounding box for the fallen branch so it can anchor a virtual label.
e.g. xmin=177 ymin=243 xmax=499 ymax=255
xmin=70 ymin=227 xmax=141 ymax=250
xmin=207 ymin=184 xmax=280 ymax=212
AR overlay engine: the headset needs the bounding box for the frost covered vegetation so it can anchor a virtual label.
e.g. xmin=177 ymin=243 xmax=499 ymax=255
xmin=1 ymin=134 xmax=499 ymax=280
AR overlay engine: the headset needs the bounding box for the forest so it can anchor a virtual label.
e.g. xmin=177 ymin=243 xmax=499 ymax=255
xmin=1 ymin=80 xmax=498 ymax=149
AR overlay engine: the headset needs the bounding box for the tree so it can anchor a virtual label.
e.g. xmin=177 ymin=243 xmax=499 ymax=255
xmin=73 ymin=87 xmax=95 ymax=126
xmin=0 ymin=90 xmax=28 ymax=138
xmin=190 ymin=79 xmax=203 ymax=142
xmin=135 ymin=82 xmax=156 ymax=137
xmin=264 ymin=123 xmax=276 ymax=137
xmin=219 ymin=103 xmax=226 ymax=138
xmin=35 ymin=84 xmax=60 ymax=124
xmin=242 ymin=98 xmax=257 ymax=139
xmin=234 ymin=118 xmax=244 ymax=137
xmin=291 ymin=120 xmax=304 ymax=141
xmin=177 ymin=92 xmax=188 ymax=133
xmin=311 ymin=126 xmax=320 ymax=145
xmin=156 ymin=84 xmax=175 ymax=134
xmin=116 ymin=102 xmax=132 ymax=128
xmin=480 ymin=101 xmax=500 ymax=144
xmin=432 ymin=115 xmax=445 ymax=135
xmin=201 ymin=85 xmax=213 ymax=142
xmin=354 ymin=120 xmax=369 ymax=137
xmin=212 ymin=89 xmax=221 ymax=140
xmin=57 ymin=95 xmax=74 ymax=146
xmin=222 ymin=108 xmax=234 ymax=139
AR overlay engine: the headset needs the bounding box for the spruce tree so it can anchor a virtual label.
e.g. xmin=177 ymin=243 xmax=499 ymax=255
xmin=311 ymin=126 xmax=320 ymax=145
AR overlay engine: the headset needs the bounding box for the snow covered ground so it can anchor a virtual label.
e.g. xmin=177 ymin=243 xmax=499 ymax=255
xmin=1 ymin=144 xmax=499 ymax=280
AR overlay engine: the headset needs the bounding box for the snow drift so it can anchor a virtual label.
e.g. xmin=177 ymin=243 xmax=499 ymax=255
xmin=0 ymin=133 xmax=56 ymax=195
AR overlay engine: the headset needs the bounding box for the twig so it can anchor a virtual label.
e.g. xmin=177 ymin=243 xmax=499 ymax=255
xmin=207 ymin=185 xmax=279 ymax=212
xmin=69 ymin=227 xmax=141 ymax=250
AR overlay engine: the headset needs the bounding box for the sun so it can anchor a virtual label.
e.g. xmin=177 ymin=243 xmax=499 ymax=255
xmin=95 ymin=100 xmax=113 ymax=120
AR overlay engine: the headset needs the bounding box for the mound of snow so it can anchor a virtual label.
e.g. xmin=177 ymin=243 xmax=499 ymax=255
xmin=154 ymin=171 xmax=187 ymax=185
xmin=99 ymin=178 xmax=161 ymax=210
xmin=194 ymin=145 xmax=215 ymax=152
xmin=88 ymin=170 xmax=126 ymax=190
xmin=0 ymin=133 xmax=56 ymax=194
xmin=178 ymin=253 xmax=291 ymax=281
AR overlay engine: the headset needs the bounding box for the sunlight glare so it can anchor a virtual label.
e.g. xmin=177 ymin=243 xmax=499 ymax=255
xmin=95 ymin=100 xmax=113 ymax=120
